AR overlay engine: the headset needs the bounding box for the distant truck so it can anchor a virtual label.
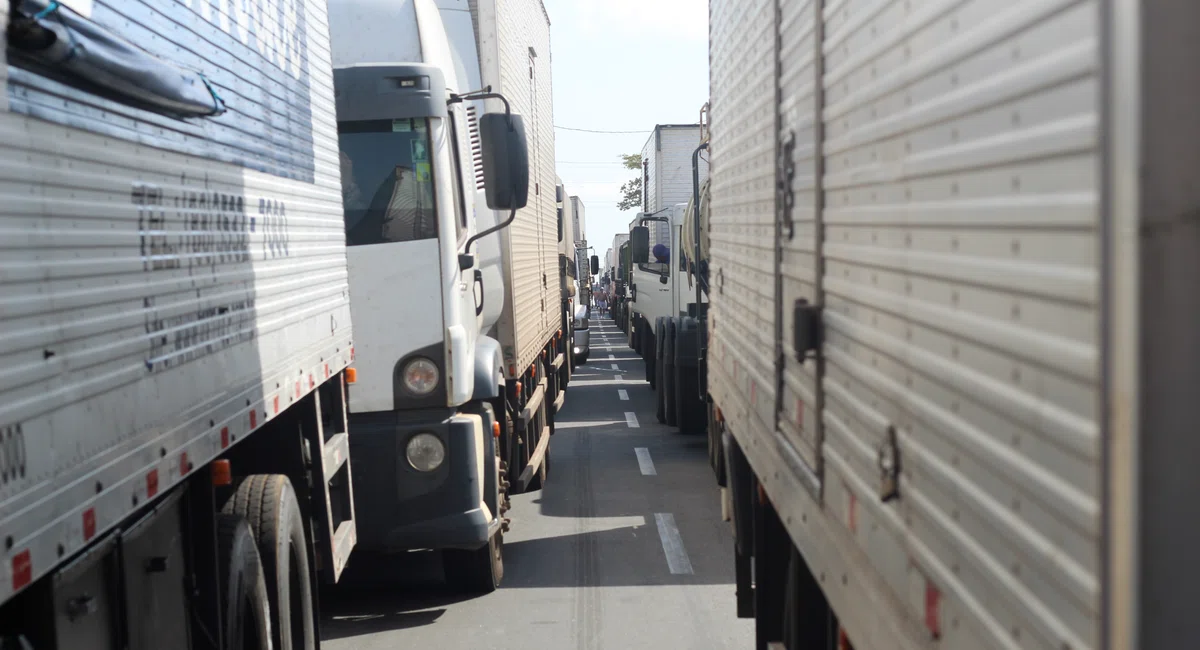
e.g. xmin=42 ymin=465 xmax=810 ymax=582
xmin=638 ymin=124 xmax=709 ymax=249
xmin=703 ymin=1 xmax=1200 ymax=649
xmin=556 ymin=178 xmax=578 ymax=374
xmin=627 ymin=203 xmax=708 ymax=432
xmin=328 ymin=0 xmax=561 ymax=593
xmin=0 ymin=1 xmax=360 ymax=648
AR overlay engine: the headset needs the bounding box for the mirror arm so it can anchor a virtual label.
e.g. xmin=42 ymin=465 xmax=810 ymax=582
xmin=449 ymin=88 xmax=512 ymax=119
xmin=463 ymin=207 xmax=518 ymax=260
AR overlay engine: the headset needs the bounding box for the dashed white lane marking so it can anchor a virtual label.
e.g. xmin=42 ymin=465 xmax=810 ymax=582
xmin=611 ymin=363 xmax=620 ymax=370
xmin=614 ymin=374 xmax=623 ymax=382
xmin=635 ymin=447 xmax=657 ymax=475
xmin=654 ymin=513 xmax=694 ymax=575
xmin=609 ymin=354 xmax=616 ymax=359
xmin=625 ymin=411 xmax=640 ymax=428
xmin=618 ymin=389 xmax=629 ymax=401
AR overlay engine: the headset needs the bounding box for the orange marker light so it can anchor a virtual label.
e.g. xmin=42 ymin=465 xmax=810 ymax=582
xmin=345 ymin=367 xmax=358 ymax=384
xmin=211 ymin=460 xmax=233 ymax=486
xmin=492 ymin=422 xmax=501 ymax=438
xmin=516 ymin=381 xmax=523 ymax=393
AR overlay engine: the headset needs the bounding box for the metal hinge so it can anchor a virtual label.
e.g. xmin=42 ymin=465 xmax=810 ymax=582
xmin=778 ymin=130 xmax=796 ymax=240
xmin=793 ymin=298 xmax=822 ymax=362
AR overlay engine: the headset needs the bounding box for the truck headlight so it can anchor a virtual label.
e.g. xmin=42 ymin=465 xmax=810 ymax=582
xmin=405 ymin=433 xmax=445 ymax=472
xmin=401 ymin=357 xmax=439 ymax=395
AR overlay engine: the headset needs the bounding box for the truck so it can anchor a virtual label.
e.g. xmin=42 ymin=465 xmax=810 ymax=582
xmin=627 ymin=201 xmax=708 ymax=432
xmin=0 ymin=1 xmax=369 ymax=648
xmin=638 ymin=124 xmax=709 ymax=249
xmin=328 ymin=0 xmax=558 ymax=593
xmin=701 ymin=1 xmax=1200 ymax=649
xmin=556 ymin=178 xmax=578 ymax=374
xmin=611 ymin=234 xmax=631 ymax=332
xmin=569 ymin=195 xmax=591 ymax=308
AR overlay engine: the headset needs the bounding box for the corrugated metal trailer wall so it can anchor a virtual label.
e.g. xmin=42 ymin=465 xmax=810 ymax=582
xmin=708 ymin=0 xmax=1106 ymax=648
xmin=0 ymin=0 xmax=352 ymax=604
xmin=475 ymin=0 xmax=558 ymax=376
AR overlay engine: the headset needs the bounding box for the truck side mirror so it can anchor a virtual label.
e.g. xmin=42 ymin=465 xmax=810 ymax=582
xmin=590 ymin=255 xmax=600 ymax=275
xmin=659 ymin=274 xmax=669 ymax=285
xmin=479 ymin=112 xmax=529 ymax=210
xmin=630 ymin=226 xmax=650 ymax=263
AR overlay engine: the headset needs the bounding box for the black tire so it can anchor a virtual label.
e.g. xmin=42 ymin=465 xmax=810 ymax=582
xmin=663 ymin=320 xmax=678 ymax=427
xmin=224 ymin=475 xmax=315 ymax=650
xmin=217 ymin=514 xmax=272 ymax=650
xmin=444 ymin=533 xmax=504 ymax=594
xmin=647 ymin=318 xmax=661 ymax=389
xmin=577 ymin=354 xmax=588 ymax=365
xmin=676 ymin=368 xmax=704 ymax=434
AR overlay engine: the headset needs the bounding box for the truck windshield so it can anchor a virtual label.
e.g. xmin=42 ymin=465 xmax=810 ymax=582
xmin=338 ymin=118 xmax=438 ymax=245
xmin=638 ymin=218 xmax=671 ymax=276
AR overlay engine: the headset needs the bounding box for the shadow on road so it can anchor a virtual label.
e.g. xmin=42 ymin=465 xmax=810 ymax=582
xmin=320 ymin=551 xmax=475 ymax=641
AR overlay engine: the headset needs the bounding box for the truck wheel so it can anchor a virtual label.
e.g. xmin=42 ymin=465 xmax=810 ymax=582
xmin=663 ymin=320 xmax=678 ymax=427
xmin=224 ymin=475 xmax=315 ymax=650
xmin=648 ymin=318 xmax=662 ymax=389
xmin=676 ymin=368 xmax=703 ymax=434
xmin=217 ymin=514 xmax=273 ymax=650
xmin=444 ymin=533 xmax=504 ymax=593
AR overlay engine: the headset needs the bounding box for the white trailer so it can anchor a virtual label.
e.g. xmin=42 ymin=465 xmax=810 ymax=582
xmin=328 ymin=0 xmax=559 ymax=594
xmin=0 ymin=1 xmax=355 ymax=648
xmin=640 ymin=124 xmax=709 ymax=246
xmin=704 ymin=1 xmax=1200 ymax=649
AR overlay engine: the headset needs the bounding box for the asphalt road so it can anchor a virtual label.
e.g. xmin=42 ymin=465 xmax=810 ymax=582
xmin=320 ymin=318 xmax=752 ymax=649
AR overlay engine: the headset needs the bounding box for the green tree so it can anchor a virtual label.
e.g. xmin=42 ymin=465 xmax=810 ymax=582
xmin=616 ymin=153 xmax=642 ymax=212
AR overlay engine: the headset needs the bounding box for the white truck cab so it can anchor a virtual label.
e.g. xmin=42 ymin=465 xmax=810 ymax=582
xmin=627 ymin=204 xmax=708 ymax=429
xmin=329 ymin=0 xmax=555 ymax=593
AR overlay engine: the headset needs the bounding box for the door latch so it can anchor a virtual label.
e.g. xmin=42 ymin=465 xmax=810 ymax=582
xmin=793 ymin=298 xmax=822 ymax=362
xmin=778 ymin=130 xmax=797 ymax=240
xmin=877 ymin=425 xmax=901 ymax=502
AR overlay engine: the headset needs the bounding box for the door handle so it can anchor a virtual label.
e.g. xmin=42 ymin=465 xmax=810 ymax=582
xmin=474 ymin=270 xmax=485 ymax=316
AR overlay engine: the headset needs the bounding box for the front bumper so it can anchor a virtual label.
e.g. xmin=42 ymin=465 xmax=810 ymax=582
xmin=573 ymin=327 xmax=591 ymax=357
xmin=349 ymin=408 xmax=497 ymax=552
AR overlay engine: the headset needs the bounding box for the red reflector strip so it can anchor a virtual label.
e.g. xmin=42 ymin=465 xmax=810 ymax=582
xmin=925 ymin=581 xmax=941 ymax=638
xmin=11 ymin=550 xmax=31 ymax=591
xmin=848 ymin=491 xmax=858 ymax=534
xmin=249 ymin=410 xmax=257 ymax=429
xmin=83 ymin=508 xmax=97 ymax=541
xmin=295 ymin=381 xmax=301 ymax=398
xmin=179 ymin=452 xmax=189 ymax=476
xmin=309 ymin=374 xmax=315 ymax=390
xmin=146 ymin=469 xmax=159 ymax=498
xmin=221 ymin=427 xmax=230 ymax=448
xmin=273 ymin=396 xmax=280 ymax=414
xmin=324 ymin=363 xmax=330 ymax=379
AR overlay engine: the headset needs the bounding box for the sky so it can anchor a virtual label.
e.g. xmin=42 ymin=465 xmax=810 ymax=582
xmin=542 ymin=0 xmax=709 ymax=264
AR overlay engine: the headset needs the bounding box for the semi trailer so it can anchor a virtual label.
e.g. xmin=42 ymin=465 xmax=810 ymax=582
xmin=0 ymin=1 xmax=360 ymax=648
xmin=328 ymin=0 xmax=561 ymax=593
xmin=703 ymin=1 xmax=1200 ymax=649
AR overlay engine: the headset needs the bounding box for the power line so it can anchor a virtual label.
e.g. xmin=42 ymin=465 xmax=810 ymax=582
xmin=554 ymin=125 xmax=650 ymax=134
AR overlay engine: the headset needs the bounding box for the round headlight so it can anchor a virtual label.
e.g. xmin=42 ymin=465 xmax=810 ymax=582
xmin=405 ymin=433 xmax=445 ymax=472
xmin=401 ymin=357 xmax=439 ymax=395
